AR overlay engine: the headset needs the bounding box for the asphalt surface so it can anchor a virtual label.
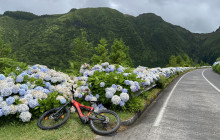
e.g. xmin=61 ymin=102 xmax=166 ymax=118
xmin=97 ymin=69 xmax=220 ymax=140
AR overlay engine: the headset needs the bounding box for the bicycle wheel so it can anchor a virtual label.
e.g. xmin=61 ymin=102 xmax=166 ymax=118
xmin=37 ymin=107 xmax=70 ymax=130
xmin=90 ymin=110 xmax=121 ymax=135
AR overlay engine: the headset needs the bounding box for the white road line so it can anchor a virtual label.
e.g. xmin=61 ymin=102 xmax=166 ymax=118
xmin=202 ymin=69 xmax=220 ymax=93
xmin=153 ymin=73 xmax=188 ymax=127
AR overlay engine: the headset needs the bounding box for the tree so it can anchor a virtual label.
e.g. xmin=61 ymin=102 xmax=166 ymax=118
xmin=176 ymin=55 xmax=184 ymax=66
xmin=0 ymin=35 xmax=11 ymax=58
xmin=109 ymin=39 xmax=132 ymax=66
xmin=168 ymin=55 xmax=177 ymax=67
xmin=69 ymin=29 xmax=93 ymax=71
xmin=183 ymin=54 xmax=191 ymax=67
xmin=91 ymin=38 xmax=109 ymax=65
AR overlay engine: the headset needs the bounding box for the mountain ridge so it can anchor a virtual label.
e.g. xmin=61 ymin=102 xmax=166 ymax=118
xmin=0 ymin=7 xmax=219 ymax=69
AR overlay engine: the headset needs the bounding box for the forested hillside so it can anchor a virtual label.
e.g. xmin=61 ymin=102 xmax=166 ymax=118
xmin=0 ymin=7 xmax=219 ymax=70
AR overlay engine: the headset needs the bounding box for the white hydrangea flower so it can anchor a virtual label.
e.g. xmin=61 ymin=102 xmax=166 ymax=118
xmin=56 ymin=95 xmax=65 ymax=101
xmin=105 ymin=92 xmax=114 ymax=98
xmin=129 ymin=81 xmax=135 ymax=86
xmin=116 ymin=85 xmax=123 ymax=91
xmin=74 ymin=91 xmax=79 ymax=97
xmin=111 ymin=95 xmax=121 ymax=105
xmin=1 ymin=101 xmax=7 ymax=107
xmin=120 ymin=93 xmax=129 ymax=102
xmin=101 ymin=62 xmax=109 ymax=67
xmin=91 ymin=97 xmax=97 ymax=102
xmin=81 ymin=76 xmax=88 ymax=81
xmin=18 ymin=104 xmax=29 ymax=112
xmin=81 ymin=81 xmax=86 ymax=86
xmin=70 ymin=106 xmax=76 ymax=113
xmin=10 ymin=105 xmax=18 ymax=114
xmin=19 ymin=98 xmax=29 ymax=105
xmin=105 ymin=87 xmax=116 ymax=94
xmin=19 ymin=111 xmax=32 ymax=122
xmin=24 ymin=94 xmax=33 ymax=102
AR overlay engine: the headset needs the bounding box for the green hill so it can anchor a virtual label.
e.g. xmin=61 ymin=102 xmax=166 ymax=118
xmin=0 ymin=8 xmax=219 ymax=70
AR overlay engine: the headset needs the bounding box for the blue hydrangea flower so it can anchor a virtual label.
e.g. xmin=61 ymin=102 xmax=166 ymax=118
xmin=95 ymin=94 xmax=99 ymax=99
xmin=35 ymin=86 xmax=44 ymax=91
xmin=111 ymin=84 xmax=117 ymax=88
xmin=20 ymin=84 xmax=28 ymax=90
xmin=120 ymin=101 xmax=125 ymax=107
xmin=117 ymin=68 xmax=124 ymax=73
xmin=134 ymin=81 xmax=139 ymax=86
xmin=0 ymin=109 xmax=3 ymax=117
xmin=105 ymin=68 xmax=110 ymax=73
xmin=99 ymin=82 xmax=105 ymax=87
xmin=44 ymin=82 xmax=51 ymax=89
xmin=124 ymin=80 xmax=130 ymax=85
xmin=85 ymin=95 xmax=92 ymax=101
xmin=40 ymin=68 xmax=49 ymax=73
xmin=122 ymin=88 xmax=128 ymax=93
xmin=109 ymin=66 xmax=115 ymax=72
xmin=123 ymin=73 xmax=129 ymax=77
xmin=27 ymin=69 xmax=33 ymax=75
xmin=98 ymin=104 xmax=105 ymax=110
xmin=0 ymin=74 xmax=6 ymax=80
xmin=1 ymin=88 xmax=12 ymax=97
xmin=28 ymin=99 xmax=39 ymax=108
xmin=32 ymin=65 xmax=38 ymax=69
xmin=42 ymin=89 xmax=50 ymax=94
xmin=78 ymin=93 xmax=83 ymax=98
xmin=20 ymin=72 xmax=28 ymax=77
xmin=60 ymin=98 xmax=66 ymax=104
xmin=34 ymin=74 xmax=40 ymax=79
xmin=130 ymin=86 xmax=136 ymax=92
xmin=2 ymin=106 xmax=11 ymax=116
xmin=16 ymin=75 xmax=24 ymax=83
xmin=19 ymin=89 xmax=27 ymax=96
xmin=6 ymin=97 xmax=15 ymax=105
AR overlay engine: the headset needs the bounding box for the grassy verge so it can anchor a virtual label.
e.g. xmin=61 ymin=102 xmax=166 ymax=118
xmin=0 ymin=113 xmax=96 ymax=140
xmin=0 ymin=70 xmax=193 ymax=140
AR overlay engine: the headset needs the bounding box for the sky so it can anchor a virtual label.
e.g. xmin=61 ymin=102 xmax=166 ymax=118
xmin=0 ymin=0 xmax=219 ymax=33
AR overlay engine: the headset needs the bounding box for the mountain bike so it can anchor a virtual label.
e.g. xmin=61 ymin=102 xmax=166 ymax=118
xmin=37 ymin=86 xmax=121 ymax=135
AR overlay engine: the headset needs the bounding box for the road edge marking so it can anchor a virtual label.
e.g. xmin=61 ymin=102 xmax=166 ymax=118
xmin=153 ymin=72 xmax=188 ymax=127
xmin=202 ymin=69 xmax=220 ymax=93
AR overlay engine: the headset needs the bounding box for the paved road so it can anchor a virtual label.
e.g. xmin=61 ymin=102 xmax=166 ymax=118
xmin=97 ymin=69 xmax=220 ymax=140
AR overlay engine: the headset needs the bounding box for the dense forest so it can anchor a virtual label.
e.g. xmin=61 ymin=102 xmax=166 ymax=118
xmin=0 ymin=8 xmax=219 ymax=71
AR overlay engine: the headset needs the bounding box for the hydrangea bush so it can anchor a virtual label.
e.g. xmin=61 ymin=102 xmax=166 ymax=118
xmin=0 ymin=62 xmax=192 ymax=122
xmin=212 ymin=61 xmax=220 ymax=74
xmin=0 ymin=65 xmax=74 ymax=122
xmin=72 ymin=63 xmax=192 ymax=111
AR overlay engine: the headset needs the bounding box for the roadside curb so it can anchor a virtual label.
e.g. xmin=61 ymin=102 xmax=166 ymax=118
xmin=121 ymin=89 xmax=162 ymax=126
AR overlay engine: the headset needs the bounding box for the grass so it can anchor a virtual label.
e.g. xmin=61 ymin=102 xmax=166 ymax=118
xmin=0 ymin=113 xmax=96 ymax=140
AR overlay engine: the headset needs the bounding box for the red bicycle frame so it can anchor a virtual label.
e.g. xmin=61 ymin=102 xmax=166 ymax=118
xmin=72 ymin=100 xmax=94 ymax=123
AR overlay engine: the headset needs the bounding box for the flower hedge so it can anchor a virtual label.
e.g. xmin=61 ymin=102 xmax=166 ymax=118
xmin=212 ymin=61 xmax=220 ymax=74
xmin=0 ymin=62 xmax=192 ymax=122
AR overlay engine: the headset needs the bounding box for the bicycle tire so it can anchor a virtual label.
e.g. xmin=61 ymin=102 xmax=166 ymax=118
xmin=90 ymin=110 xmax=121 ymax=135
xmin=37 ymin=107 xmax=70 ymax=130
